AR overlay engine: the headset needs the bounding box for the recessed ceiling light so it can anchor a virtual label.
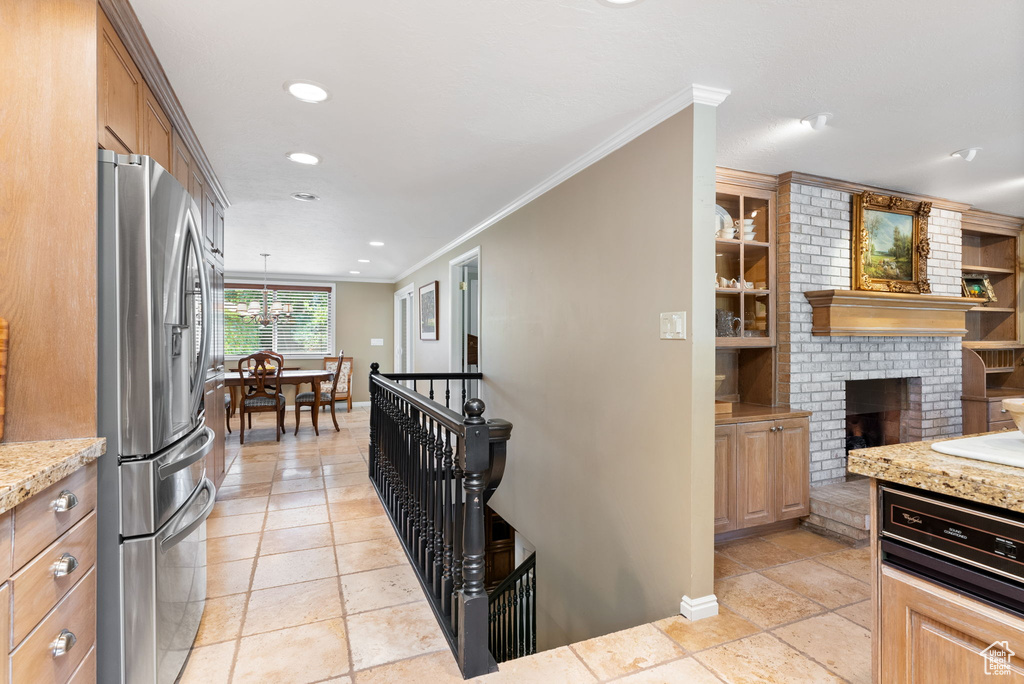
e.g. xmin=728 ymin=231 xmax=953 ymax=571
xmin=286 ymin=152 xmax=321 ymax=165
xmin=369 ymin=241 xmax=385 ymax=247
xmin=349 ymin=271 xmax=361 ymax=275
xmin=597 ymin=0 xmax=644 ymax=5
xmin=357 ymin=259 xmax=370 ymax=263
xmin=800 ymin=112 xmax=832 ymax=131
xmin=291 ymin=192 xmax=319 ymax=202
xmin=284 ymin=80 xmax=330 ymax=103
xmin=952 ymin=147 xmax=981 ymax=162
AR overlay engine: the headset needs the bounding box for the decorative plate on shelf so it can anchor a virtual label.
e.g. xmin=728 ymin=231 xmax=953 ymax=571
xmin=715 ymin=204 xmax=732 ymax=236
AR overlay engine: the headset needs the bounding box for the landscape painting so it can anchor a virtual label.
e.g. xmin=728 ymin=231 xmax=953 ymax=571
xmin=852 ymin=192 xmax=931 ymax=293
xmin=863 ymin=208 xmax=914 ymax=281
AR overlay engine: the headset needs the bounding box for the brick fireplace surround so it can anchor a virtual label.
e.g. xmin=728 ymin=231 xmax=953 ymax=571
xmin=778 ymin=181 xmax=964 ymax=485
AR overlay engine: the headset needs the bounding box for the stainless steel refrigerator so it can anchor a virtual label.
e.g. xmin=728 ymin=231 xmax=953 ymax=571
xmin=97 ymin=150 xmax=215 ymax=684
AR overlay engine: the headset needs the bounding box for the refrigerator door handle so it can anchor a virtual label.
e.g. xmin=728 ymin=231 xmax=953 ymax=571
xmin=186 ymin=211 xmax=212 ymax=419
xmin=160 ymin=478 xmax=215 ymax=552
xmin=157 ymin=426 xmax=214 ymax=479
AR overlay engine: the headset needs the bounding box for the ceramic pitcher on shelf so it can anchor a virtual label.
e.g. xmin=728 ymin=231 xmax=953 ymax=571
xmin=715 ymin=309 xmax=742 ymax=337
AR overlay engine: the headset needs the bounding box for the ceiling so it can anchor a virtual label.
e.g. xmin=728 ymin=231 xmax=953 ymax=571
xmin=131 ymin=0 xmax=1024 ymax=281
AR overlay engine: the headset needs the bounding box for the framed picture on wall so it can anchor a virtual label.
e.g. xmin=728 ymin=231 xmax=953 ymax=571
xmin=419 ymin=281 xmax=439 ymax=340
xmin=852 ymin=191 xmax=932 ymax=294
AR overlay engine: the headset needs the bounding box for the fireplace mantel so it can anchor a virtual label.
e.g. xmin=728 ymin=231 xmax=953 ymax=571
xmin=803 ymin=290 xmax=983 ymax=337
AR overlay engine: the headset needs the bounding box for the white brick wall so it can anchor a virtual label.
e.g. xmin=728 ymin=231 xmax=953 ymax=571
xmin=779 ymin=184 xmax=963 ymax=485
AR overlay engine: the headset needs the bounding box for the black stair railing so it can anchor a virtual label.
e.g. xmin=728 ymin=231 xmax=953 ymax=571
xmin=488 ymin=553 xmax=537 ymax=664
xmin=368 ymin=364 xmax=512 ymax=679
xmin=385 ymin=372 xmax=483 ymax=414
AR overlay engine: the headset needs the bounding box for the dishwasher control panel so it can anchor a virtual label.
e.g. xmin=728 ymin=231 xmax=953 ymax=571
xmin=881 ymin=484 xmax=1024 ymax=584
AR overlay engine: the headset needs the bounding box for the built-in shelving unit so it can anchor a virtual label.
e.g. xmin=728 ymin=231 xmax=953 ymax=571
xmin=960 ymin=210 xmax=1024 ymax=434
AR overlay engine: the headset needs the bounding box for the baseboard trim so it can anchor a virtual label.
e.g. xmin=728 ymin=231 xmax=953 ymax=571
xmin=680 ymin=594 xmax=719 ymax=621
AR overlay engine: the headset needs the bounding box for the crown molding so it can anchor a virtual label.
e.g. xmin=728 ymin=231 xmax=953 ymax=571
xmin=225 ymin=270 xmax=394 ymax=285
xmin=394 ymin=84 xmax=730 ymax=281
xmin=961 ymin=208 xmax=1024 ymax=235
xmin=99 ymin=0 xmax=230 ymax=207
xmin=689 ymin=84 xmax=732 ymax=107
xmin=778 ymin=171 xmax=972 ymax=213
xmin=716 ymin=166 xmax=779 ymax=191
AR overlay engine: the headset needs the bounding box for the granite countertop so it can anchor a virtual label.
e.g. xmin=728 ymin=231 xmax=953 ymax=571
xmin=848 ymin=433 xmax=1024 ymax=513
xmin=0 ymin=438 xmax=105 ymax=515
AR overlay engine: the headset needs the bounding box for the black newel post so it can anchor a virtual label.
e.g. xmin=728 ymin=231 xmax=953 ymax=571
xmin=458 ymin=398 xmax=491 ymax=676
xmin=368 ymin=362 xmax=379 ymax=479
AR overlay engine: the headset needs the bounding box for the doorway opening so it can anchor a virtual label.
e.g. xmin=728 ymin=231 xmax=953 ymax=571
xmin=449 ymin=248 xmax=481 ymax=397
xmin=394 ymin=283 xmax=415 ymax=374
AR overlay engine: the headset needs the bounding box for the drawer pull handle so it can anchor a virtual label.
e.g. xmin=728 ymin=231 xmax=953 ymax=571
xmin=52 ymin=553 xmax=79 ymax=578
xmin=1002 ymin=409 xmax=1009 ymax=413
xmin=51 ymin=490 xmax=78 ymax=513
xmin=50 ymin=629 xmax=76 ymax=657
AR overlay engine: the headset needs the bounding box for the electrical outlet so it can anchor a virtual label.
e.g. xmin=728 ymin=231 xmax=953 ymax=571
xmin=660 ymin=312 xmax=686 ymax=340
xmin=370 ymin=338 xmax=384 ymax=346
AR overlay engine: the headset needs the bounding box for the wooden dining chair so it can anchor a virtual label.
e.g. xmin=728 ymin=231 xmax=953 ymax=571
xmin=294 ymin=356 xmax=352 ymax=434
xmin=237 ymin=351 xmax=286 ymax=444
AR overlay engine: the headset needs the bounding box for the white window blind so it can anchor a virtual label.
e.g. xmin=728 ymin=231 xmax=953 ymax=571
xmin=224 ymin=283 xmax=333 ymax=358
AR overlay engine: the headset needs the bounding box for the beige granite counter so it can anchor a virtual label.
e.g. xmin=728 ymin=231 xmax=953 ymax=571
xmin=848 ymin=433 xmax=1024 ymax=513
xmin=0 ymin=438 xmax=105 ymax=514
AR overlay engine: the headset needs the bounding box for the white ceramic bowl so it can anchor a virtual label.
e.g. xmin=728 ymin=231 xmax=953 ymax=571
xmin=1001 ymin=398 xmax=1024 ymax=432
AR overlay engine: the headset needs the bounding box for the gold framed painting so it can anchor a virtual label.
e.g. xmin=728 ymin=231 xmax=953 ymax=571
xmin=852 ymin=192 xmax=931 ymax=293
xmin=962 ymin=273 xmax=997 ymax=303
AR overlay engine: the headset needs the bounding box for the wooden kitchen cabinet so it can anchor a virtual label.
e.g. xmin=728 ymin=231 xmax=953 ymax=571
xmin=775 ymin=417 xmax=810 ymax=519
xmin=881 ymin=564 xmax=1024 ymax=682
xmin=97 ymin=9 xmax=143 ymax=154
xmin=714 ymin=426 xmax=737 ymax=532
xmin=736 ymin=421 xmax=774 ymax=529
xmin=170 ymin=128 xmax=193 ymax=193
xmin=715 ymin=415 xmax=810 ymax=538
xmin=140 ymin=82 xmax=172 ymax=172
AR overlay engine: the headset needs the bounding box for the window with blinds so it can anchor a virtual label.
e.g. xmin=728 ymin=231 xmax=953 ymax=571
xmin=224 ymin=283 xmax=334 ymax=357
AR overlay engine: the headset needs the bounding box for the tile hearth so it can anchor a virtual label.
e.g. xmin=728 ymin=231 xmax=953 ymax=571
xmin=183 ymin=409 xmax=871 ymax=683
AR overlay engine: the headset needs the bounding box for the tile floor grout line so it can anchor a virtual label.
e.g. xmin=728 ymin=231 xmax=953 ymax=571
xmin=225 ymin=429 xmax=276 ymax=683
xmin=769 ymin=611 xmax=864 ymax=684
xmin=323 ymin=431 xmax=358 ymax=681
xmin=565 ymin=642 xmax=604 ymax=682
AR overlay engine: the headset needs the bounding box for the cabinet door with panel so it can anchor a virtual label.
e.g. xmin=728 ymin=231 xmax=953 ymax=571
xmin=97 ymin=9 xmax=143 ymax=154
xmin=202 ymin=188 xmax=217 ymax=255
xmin=140 ymin=82 xmax=172 ymax=172
xmin=881 ymin=565 xmax=1024 ymax=682
xmin=736 ymin=421 xmax=775 ymax=528
xmin=714 ymin=425 xmax=738 ymax=534
xmin=213 ymin=200 xmax=226 ymax=259
xmin=774 ymin=417 xmax=810 ymax=520
xmin=212 ymin=377 xmax=226 ymax=486
xmin=170 ymin=129 xmax=192 ymax=194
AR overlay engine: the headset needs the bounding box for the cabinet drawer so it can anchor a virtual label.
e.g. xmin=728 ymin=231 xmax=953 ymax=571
xmin=989 ymin=401 xmax=1013 ymax=423
xmin=13 ymin=463 xmax=96 ymax=570
xmin=67 ymin=646 xmax=95 ymax=684
xmin=11 ymin=568 xmax=95 ymax=684
xmin=990 ymin=419 xmax=1018 ymax=432
xmin=10 ymin=512 xmax=96 ymax=647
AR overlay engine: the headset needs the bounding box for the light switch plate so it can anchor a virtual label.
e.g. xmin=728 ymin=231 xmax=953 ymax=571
xmin=660 ymin=312 xmax=686 ymax=340
xmin=370 ymin=338 xmax=384 ymax=346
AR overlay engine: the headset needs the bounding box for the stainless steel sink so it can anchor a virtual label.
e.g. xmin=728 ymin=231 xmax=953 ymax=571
xmin=931 ymin=431 xmax=1024 ymax=468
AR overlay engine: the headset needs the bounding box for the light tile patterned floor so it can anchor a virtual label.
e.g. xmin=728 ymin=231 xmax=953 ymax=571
xmin=181 ymin=408 xmax=872 ymax=683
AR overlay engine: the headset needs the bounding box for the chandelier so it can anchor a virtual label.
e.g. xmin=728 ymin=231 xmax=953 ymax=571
xmin=233 ymin=253 xmax=292 ymax=326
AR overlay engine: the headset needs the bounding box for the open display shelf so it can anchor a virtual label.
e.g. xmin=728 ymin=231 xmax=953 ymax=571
xmin=960 ymin=210 xmax=1024 ymax=434
xmin=714 ymin=185 xmax=775 ymax=348
xmin=715 ymin=177 xmax=778 ymax=407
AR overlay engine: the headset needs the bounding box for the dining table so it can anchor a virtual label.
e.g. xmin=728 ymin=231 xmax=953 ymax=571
xmin=225 ymin=368 xmax=334 ymax=435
